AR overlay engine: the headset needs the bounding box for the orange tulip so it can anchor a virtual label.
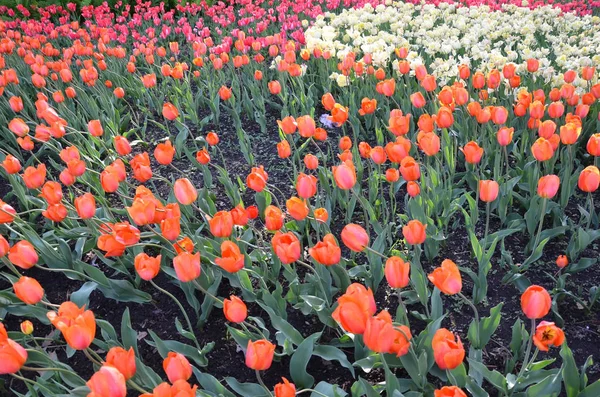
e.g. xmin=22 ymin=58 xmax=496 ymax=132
xmin=86 ymin=366 xmax=126 ymax=397
xmin=268 ymin=81 xmax=281 ymax=95
xmin=314 ymin=208 xmax=328 ymax=223
xmin=88 ymin=119 xmax=103 ymax=137
xmin=134 ymin=253 xmax=161 ymax=281
xmin=358 ymin=98 xmax=377 ymax=116
xmin=106 ymin=347 xmax=136 ymax=380
xmin=127 ymin=199 xmax=156 ymax=226
xmin=274 ymin=378 xmax=296 ymax=397
xmin=386 ymin=168 xmax=400 ymax=183
xmin=174 ymin=178 xmax=198 ymax=205
xmin=215 ymin=241 xmax=244 ymax=273
xmin=22 ymin=163 xmax=47 ymax=189
xmin=363 ymin=311 xmax=396 ymax=354
xmin=20 ymin=321 xmax=33 ymax=335
xmin=113 ymin=136 xmax=132 ymax=155
xmin=537 ymin=120 xmax=556 ymax=139
xmin=246 ymin=166 xmax=268 ymax=192
xmin=332 ymin=161 xmax=356 ymax=190
xmin=8 ymin=118 xmax=29 ymax=137
xmin=309 ymin=234 xmax=341 ymax=266
xmin=560 ymin=123 xmax=580 ymax=145
xmin=40 ymin=181 xmax=63 ymax=204
xmin=537 ymin=175 xmax=560 ymax=199
xmin=9 ymin=96 xmax=23 ymax=113
xmin=208 ymin=211 xmax=234 ymax=237
xmin=2 ymin=155 xmax=21 ymax=174
xmin=521 ymin=285 xmax=551 ymax=319
xmin=245 ymin=339 xmax=275 ymax=370
xmin=162 ymin=102 xmax=179 ymax=120
xmin=74 ymin=193 xmax=96 ymax=219
xmin=8 ymin=241 xmax=38 ymax=269
xmin=556 ymin=255 xmax=568 ymax=269
xmin=578 ymin=166 xmax=600 ymax=192
xmin=329 ymin=103 xmax=349 ymax=126
xmin=13 ymin=276 xmax=44 ymax=305
xmin=434 ymin=386 xmax=467 ymax=397
xmin=277 ymin=140 xmax=291 ymax=158
xmin=286 ymin=197 xmax=309 ymax=221
xmin=219 ymin=86 xmax=232 ymax=101
xmin=265 ymin=205 xmax=284 ymax=231
xmin=402 ymin=220 xmax=426 ymax=245
xmin=271 ymin=232 xmax=301 ymax=264
xmin=332 ymin=283 xmax=376 ymax=335
xmin=223 ymin=295 xmax=247 ymax=323
xmin=436 ymin=107 xmax=454 ymax=128
xmin=496 ymin=127 xmax=514 ymax=146
xmin=432 ymin=328 xmax=465 ymax=370
xmin=303 ymin=154 xmax=318 ymax=170
xmin=388 ymin=109 xmax=411 ymax=136
xmin=155 ymin=140 xmax=176 ymax=165
xmin=400 ymin=156 xmax=420 ymax=181
xmin=296 ymin=173 xmax=317 ymax=199
xmin=0 ymin=329 xmax=28 ymax=374
xmin=321 ymin=93 xmax=335 ymax=111
xmin=163 ymin=352 xmax=192 ymax=383
xmin=385 ymin=256 xmax=410 ymax=289
xmin=460 ymin=141 xmax=484 ymax=164
xmin=47 ymin=301 xmax=96 ymax=350
xmin=417 ymin=131 xmax=440 ymax=156
xmin=131 ymin=152 xmax=153 ymax=183
xmin=341 ymin=223 xmax=369 ymax=252
xmin=206 ymin=132 xmax=219 ymax=146
xmin=296 ymin=115 xmax=316 ymax=138
xmin=410 ymin=92 xmax=426 ymax=108
xmin=479 ymin=180 xmax=499 ymax=202
xmin=407 ymin=181 xmax=420 ymax=197
xmin=533 ymin=321 xmax=565 ymax=352
xmin=173 ymin=252 xmax=201 ymax=282
xmin=196 ymin=148 xmax=211 ymax=164
xmin=0 ymin=236 xmax=8 ymax=257
xmin=428 ymin=259 xmax=462 ymax=295
xmin=531 ymin=137 xmax=554 ymax=161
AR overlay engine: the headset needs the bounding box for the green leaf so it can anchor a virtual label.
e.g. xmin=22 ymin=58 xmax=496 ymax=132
xmin=224 ymin=378 xmax=269 ymax=397
xmin=311 ymin=381 xmax=347 ymax=397
xmin=313 ymin=345 xmax=355 ymax=377
xmin=290 ymin=332 xmax=321 ymax=389
xmin=121 ymin=308 xmax=139 ymax=355
xmin=467 ymin=358 xmax=507 ymax=394
xmin=525 ymin=370 xmax=562 ymax=397
xmin=478 ymin=303 xmax=503 ymax=348
xmin=560 ymin=344 xmax=580 ymax=397
xmin=71 ymin=282 xmax=97 ymax=308
xmin=579 ymin=380 xmax=600 ymax=397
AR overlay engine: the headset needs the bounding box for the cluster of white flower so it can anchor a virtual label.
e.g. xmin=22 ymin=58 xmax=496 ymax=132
xmin=304 ymin=2 xmax=600 ymax=88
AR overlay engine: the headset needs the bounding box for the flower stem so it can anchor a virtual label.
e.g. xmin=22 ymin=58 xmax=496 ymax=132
xmin=532 ymin=198 xmax=547 ymax=252
xmin=255 ymin=370 xmax=273 ymax=397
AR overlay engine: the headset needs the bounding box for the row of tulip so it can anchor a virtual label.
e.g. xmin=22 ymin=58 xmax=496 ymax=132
xmin=1 ymin=0 xmax=600 ymax=396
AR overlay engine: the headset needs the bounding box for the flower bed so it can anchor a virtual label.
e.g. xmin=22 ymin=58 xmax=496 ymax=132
xmin=0 ymin=1 xmax=600 ymax=397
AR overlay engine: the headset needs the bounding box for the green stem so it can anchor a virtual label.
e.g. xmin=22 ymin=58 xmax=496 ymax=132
xmin=458 ymin=292 xmax=480 ymax=348
xmin=532 ymin=198 xmax=547 ymax=252
xmin=192 ymin=279 xmax=224 ymax=304
xmin=255 ymin=370 xmax=274 ymax=397
xmin=20 ymin=366 xmax=76 ymax=375
xmin=150 ymin=280 xmax=201 ymax=350
xmin=516 ymin=319 xmax=536 ymax=381
xmin=484 ymin=201 xmax=490 ymax=248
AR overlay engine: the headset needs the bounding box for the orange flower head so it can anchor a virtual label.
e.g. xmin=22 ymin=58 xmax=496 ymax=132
xmin=521 ymin=285 xmax=551 ymax=319
xmin=13 ymin=277 xmax=44 ymax=305
xmin=286 ymin=197 xmax=309 ymax=221
xmin=385 ymin=256 xmax=410 ymax=289
xmin=434 ymin=386 xmax=468 ymax=397
xmin=274 ymin=377 xmax=296 ymax=397
xmin=47 ymin=301 xmax=96 ymax=350
xmin=134 ymin=253 xmax=161 ymax=281
xmin=87 ymin=366 xmax=126 ymax=397
xmin=428 ymin=259 xmax=462 ymax=295
xmin=271 ymin=232 xmax=301 ymax=264
xmin=106 ymin=347 xmax=136 ymax=380
xmin=432 ymin=328 xmax=465 ymax=370
xmin=163 ymin=352 xmax=192 ymax=383
xmin=341 ymin=223 xmax=369 ymax=252
xmin=578 ymin=166 xmax=600 ymax=192
xmin=479 ymin=180 xmax=499 ymax=202
xmin=173 ymin=252 xmax=201 ymax=282
xmin=223 ymin=295 xmax=247 ymax=323
xmin=402 ymin=220 xmax=426 ymax=245
xmin=533 ymin=321 xmax=565 ymax=352
xmin=537 ymin=175 xmax=560 ymax=199
xmin=309 ymin=234 xmax=341 ymax=266
xmin=245 ymin=339 xmax=275 ymax=370
xmin=215 ymin=241 xmax=245 ymax=273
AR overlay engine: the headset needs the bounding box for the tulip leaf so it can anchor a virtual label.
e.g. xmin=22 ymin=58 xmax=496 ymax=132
xmin=311 ymin=381 xmax=347 ymax=397
xmin=560 ymin=344 xmax=580 ymax=397
xmin=314 ymin=345 xmax=355 ymax=377
xmin=525 ymin=370 xmax=562 ymax=397
xmin=478 ymin=303 xmax=503 ymax=348
xmin=467 ymin=358 xmax=507 ymax=393
xmin=193 ymin=369 xmax=236 ymax=397
xmin=579 ymin=380 xmax=600 ymax=397
xmin=224 ymin=378 xmax=269 ymax=397
xmin=121 ymin=308 xmax=138 ymax=354
xmin=71 ymin=282 xmax=97 ymax=308
xmin=290 ymin=332 xmax=321 ymax=389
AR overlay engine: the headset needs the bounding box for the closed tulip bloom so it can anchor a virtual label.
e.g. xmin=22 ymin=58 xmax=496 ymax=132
xmin=2 ymin=155 xmax=21 ymax=174
xmin=161 ymin=216 xmax=181 ymax=240
xmin=134 ymin=253 xmax=161 ymax=281
xmin=578 ymin=166 xmax=600 ymax=192
xmin=20 ymin=321 xmax=33 ymax=335
xmin=113 ymin=136 xmax=131 ymax=156
xmin=9 ymin=96 xmax=23 ymax=112
xmin=332 ymin=283 xmax=376 ymax=334
xmin=271 ymin=232 xmax=301 ymax=264
xmin=106 ymin=347 xmax=136 ymax=380
xmin=321 ymin=93 xmax=335 ymax=111
xmin=286 ymin=197 xmax=309 ymax=221
xmin=531 ymin=137 xmax=554 ymax=161
xmin=386 ymin=168 xmax=400 ymax=183
xmin=208 ymin=211 xmax=234 ymax=237
xmin=13 ymin=277 xmax=44 ymax=305
xmin=332 ymin=161 xmax=356 ymax=190
xmin=296 ymin=173 xmax=317 ymax=199
xmin=219 ymin=86 xmax=232 ymax=101
xmin=417 ymin=131 xmax=441 ymax=156
xmin=428 ymin=259 xmax=462 ymax=295
xmin=8 ymin=241 xmax=38 ymax=269
xmin=173 ymin=252 xmax=201 ymax=282
xmin=154 ymin=140 xmax=175 ymax=165
xmin=268 ymin=81 xmax=281 ymax=95
xmin=407 ymin=181 xmax=420 ymax=197
xmin=277 ymin=140 xmax=291 ymax=158
xmin=537 ymin=175 xmax=560 ymax=199
xmin=434 ymin=386 xmax=467 ymax=397
xmin=402 ymin=220 xmax=426 ymax=245
xmin=246 ymin=339 xmax=275 ymax=370
xmin=274 ymin=377 xmax=296 ymax=397
xmin=246 ymin=166 xmax=268 ymax=192
xmin=223 ymin=295 xmax=247 ymax=323
xmin=205 ymin=132 xmax=219 ymax=146
xmin=74 ymin=193 xmax=96 ymax=219
xmin=556 ymin=255 xmax=568 ymax=269
xmin=432 ymin=329 xmax=465 ymax=370
xmin=410 ymin=92 xmax=426 ymax=108
xmin=162 ymin=103 xmax=179 ymax=120
xmin=533 ymin=321 xmax=565 ymax=351
xmin=385 ymin=256 xmax=410 ymax=288
xmin=0 ymin=334 xmax=28 ymax=375
xmin=363 ymin=311 xmax=396 ymax=354
xmin=265 ymin=205 xmax=284 ymax=231
xmin=174 ymin=178 xmax=198 ymax=205
xmin=314 ymin=208 xmax=328 ymax=223
xmin=163 ymin=352 xmax=192 ymax=383
xmin=436 ymin=107 xmax=454 ymax=128
xmin=0 ymin=236 xmax=9 ymax=257
xmin=330 ymin=103 xmax=349 ymax=126
xmin=303 ymin=154 xmax=318 ymax=170
xmin=40 ymin=181 xmax=63 ymax=204
xmin=215 ymin=241 xmax=244 ymax=273
xmin=386 ymin=137 xmax=412 ymax=162
xmin=87 ymin=120 xmax=103 ymax=137
xmin=369 ymin=146 xmax=387 ymax=165
xmin=521 ymin=285 xmax=551 ymax=319
xmin=388 ymin=109 xmax=411 ymax=136
xmin=587 ymin=133 xmax=600 ymax=156
xmin=309 ymin=234 xmax=341 ymax=266
xmin=400 ymin=156 xmax=420 ymax=181
xmin=127 ymin=199 xmax=156 ymax=226
xmin=296 ymin=115 xmax=316 ymax=138
xmin=8 ymin=118 xmax=29 ymax=137
xmin=195 ymin=147 xmax=210 ymax=165
xmin=560 ymin=123 xmax=580 ymax=145
xmin=460 ymin=141 xmax=484 ymax=164
xmin=538 ymin=120 xmax=556 ymax=139
xmin=47 ymin=302 xmax=96 ymax=350
xmin=277 ymin=116 xmax=297 ymax=134
xmin=86 ymin=366 xmax=126 ymax=397
xmin=479 ymin=180 xmax=499 ymax=202
xmin=341 ymin=223 xmax=369 ymax=252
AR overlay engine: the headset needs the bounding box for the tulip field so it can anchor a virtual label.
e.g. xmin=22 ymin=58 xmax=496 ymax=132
xmin=2 ymin=0 xmax=600 ymax=396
